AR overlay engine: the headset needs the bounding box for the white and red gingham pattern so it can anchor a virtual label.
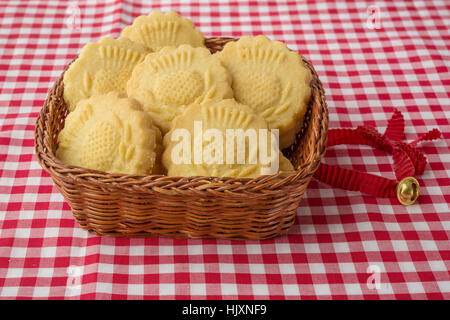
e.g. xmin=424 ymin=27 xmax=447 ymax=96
xmin=0 ymin=0 xmax=449 ymax=299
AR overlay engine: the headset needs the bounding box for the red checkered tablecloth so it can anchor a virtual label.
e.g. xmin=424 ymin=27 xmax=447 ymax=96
xmin=0 ymin=0 xmax=449 ymax=299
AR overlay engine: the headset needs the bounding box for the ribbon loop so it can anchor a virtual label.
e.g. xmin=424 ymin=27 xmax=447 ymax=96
xmin=314 ymin=109 xmax=441 ymax=204
xmin=383 ymin=109 xmax=405 ymax=141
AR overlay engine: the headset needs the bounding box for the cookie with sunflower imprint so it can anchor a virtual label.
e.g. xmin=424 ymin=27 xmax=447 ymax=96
xmin=63 ymin=37 xmax=151 ymax=111
xmin=162 ymin=99 xmax=294 ymax=178
xmin=120 ymin=11 xmax=204 ymax=51
xmin=56 ymin=92 xmax=161 ymax=175
xmin=126 ymin=44 xmax=233 ymax=133
xmin=217 ymin=35 xmax=312 ymax=149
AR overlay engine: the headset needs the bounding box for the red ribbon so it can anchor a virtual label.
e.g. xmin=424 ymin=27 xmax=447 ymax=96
xmin=314 ymin=109 xmax=441 ymax=201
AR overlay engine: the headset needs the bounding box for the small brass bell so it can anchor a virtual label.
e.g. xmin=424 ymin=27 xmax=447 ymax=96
xmin=396 ymin=177 xmax=419 ymax=205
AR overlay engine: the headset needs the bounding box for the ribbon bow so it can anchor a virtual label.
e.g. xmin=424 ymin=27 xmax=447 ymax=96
xmin=314 ymin=109 xmax=441 ymax=205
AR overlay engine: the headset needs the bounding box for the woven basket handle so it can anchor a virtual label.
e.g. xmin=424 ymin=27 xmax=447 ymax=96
xmin=313 ymin=110 xmax=441 ymax=205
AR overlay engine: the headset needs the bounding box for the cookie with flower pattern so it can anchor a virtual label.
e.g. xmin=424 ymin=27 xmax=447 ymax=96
xmin=63 ymin=37 xmax=151 ymax=111
xmin=162 ymin=99 xmax=294 ymax=178
xmin=127 ymin=45 xmax=233 ymax=133
xmin=56 ymin=92 xmax=161 ymax=175
xmin=121 ymin=11 xmax=204 ymax=51
xmin=217 ymin=35 xmax=312 ymax=148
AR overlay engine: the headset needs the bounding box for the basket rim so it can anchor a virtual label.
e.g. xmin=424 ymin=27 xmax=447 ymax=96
xmin=34 ymin=37 xmax=328 ymax=193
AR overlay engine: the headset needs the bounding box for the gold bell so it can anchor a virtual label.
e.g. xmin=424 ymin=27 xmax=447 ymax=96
xmin=396 ymin=177 xmax=419 ymax=205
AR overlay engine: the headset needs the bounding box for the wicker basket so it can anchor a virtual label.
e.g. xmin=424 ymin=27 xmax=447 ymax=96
xmin=34 ymin=37 xmax=328 ymax=240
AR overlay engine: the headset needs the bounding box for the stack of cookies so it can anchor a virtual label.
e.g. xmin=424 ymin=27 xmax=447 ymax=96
xmin=57 ymin=11 xmax=312 ymax=178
